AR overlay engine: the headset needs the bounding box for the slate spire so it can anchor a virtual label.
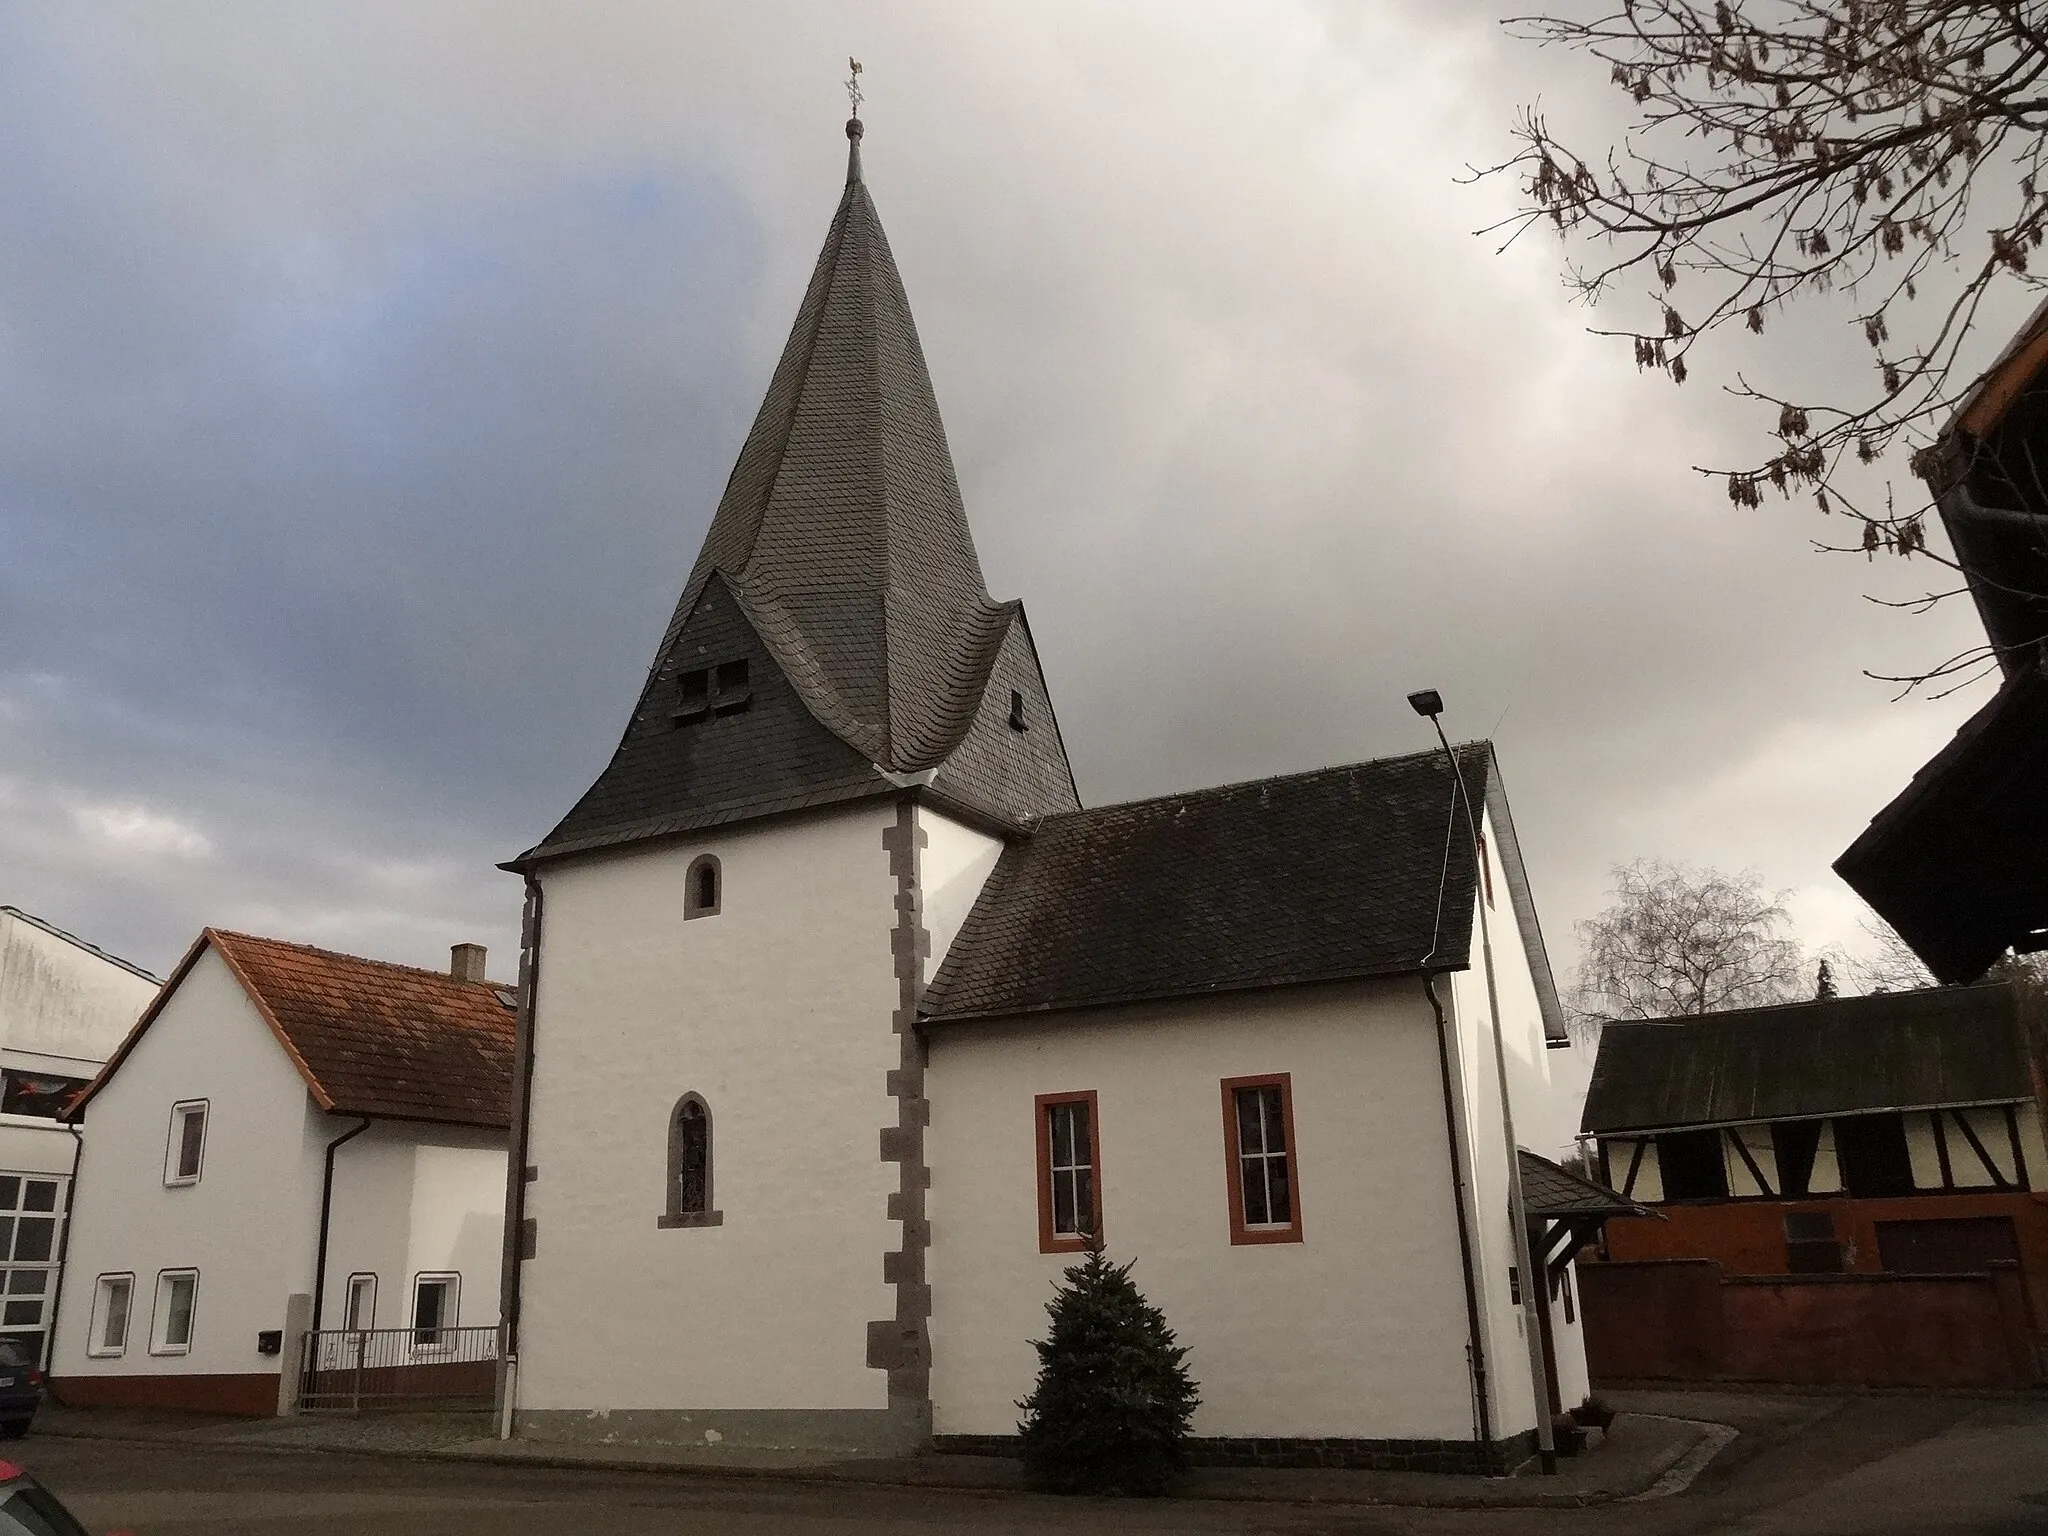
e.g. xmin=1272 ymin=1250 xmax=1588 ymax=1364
xmin=656 ymin=114 xmax=1009 ymax=771
xmin=520 ymin=121 xmax=1080 ymax=867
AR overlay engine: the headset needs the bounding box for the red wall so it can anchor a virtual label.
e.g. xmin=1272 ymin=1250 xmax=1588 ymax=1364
xmin=1602 ymin=1191 xmax=2048 ymax=1325
xmin=1580 ymin=1260 xmax=2040 ymax=1388
xmin=52 ymin=1371 xmax=280 ymax=1416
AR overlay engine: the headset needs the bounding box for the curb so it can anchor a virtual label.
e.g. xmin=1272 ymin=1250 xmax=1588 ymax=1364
xmin=28 ymin=1413 xmax=1733 ymax=1510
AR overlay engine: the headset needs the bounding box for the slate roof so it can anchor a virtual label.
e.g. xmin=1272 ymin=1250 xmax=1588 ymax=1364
xmin=71 ymin=931 xmax=518 ymax=1130
xmin=1579 ymin=982 xmax=2030 ymax=1136
xmin=921 ymin=745 xmax=1503 ymax=1023
xmin=519 ymin=119 xmax=1078 ymax=864
xmin=1517 ymin=1150 xmax=1654 ymax=1220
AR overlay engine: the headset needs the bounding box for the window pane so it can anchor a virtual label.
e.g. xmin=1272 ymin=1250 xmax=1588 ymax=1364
xmin=414 ymin=1281 xmax=445 ymax=1335
xmin=166 ymin=1277 xmax=194 ymax=1346
xmin=1074 ymin=1168 xmax=1094 ymax=1237
xmin=0 ymin=1180 xmax=19 ymax=1213
xmin=12 ymin=1221 xmax=52 ymax=1265
xmin=1259 ymin=1088 xmax=1286 ymax=1155
xmin=19 ymin=1184 xmax=55 ymax=1215
xmin=7 ymin=1272 xmax=45 ymax=1296
xmin=1241 ymin=1158 xmax=1269 ymax=1226
xmin=2 ymin=1302 xmax=39 ymax=1328
xmin=0 ymin=1221 xmax=17 ymax=1261
xmin=1051 ymin=1170 xmax=1076 ymax=1235
xmin=1268 ymin=1150 xmax=1292 ymax=1224
xmin=178 ymin=1109 xmax=206 ymax=1179
xmin=1237 ymin=1091 xmax=1264 ymax=1156
xmin=102 ymin=1281 xmax=129 ymax=1350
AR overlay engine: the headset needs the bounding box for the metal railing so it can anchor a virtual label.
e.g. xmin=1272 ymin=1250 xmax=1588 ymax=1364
xmin=298 ymin=1324 xmax=500 ymax=1413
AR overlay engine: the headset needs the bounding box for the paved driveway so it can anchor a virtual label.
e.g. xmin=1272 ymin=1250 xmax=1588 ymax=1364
xmin=19 ymin=1393 xmax=2048 ymax=1535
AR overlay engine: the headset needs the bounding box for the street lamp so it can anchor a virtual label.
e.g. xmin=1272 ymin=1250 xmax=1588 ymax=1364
xmin=1407 ymin=688 xmax=1557 ymax=1476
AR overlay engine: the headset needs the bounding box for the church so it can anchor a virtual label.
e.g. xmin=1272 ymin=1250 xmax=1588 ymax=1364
xmin=496 ymin=115 xmax=1592 ymax=1472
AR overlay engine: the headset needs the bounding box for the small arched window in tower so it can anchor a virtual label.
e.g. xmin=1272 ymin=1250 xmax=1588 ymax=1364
xmin=685 ymin=854 xmax=721 ymax=919
xmin=659 ymin=1094 xmax=722 ymax=1228
xmin=1009 ymin=688 xmax=1028 ymax=732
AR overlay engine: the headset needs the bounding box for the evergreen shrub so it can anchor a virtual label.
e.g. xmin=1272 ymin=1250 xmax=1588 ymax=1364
xmin=1016 ymin=1245 xmax=1200 ymax=1495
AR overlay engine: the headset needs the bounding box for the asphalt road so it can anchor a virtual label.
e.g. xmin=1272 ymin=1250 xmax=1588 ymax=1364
xmin=18 ymin=1394 xmax=2048 ymax=1536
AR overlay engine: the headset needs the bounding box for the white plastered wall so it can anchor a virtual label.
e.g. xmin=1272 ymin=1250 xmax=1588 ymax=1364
xmin=516 ymin=803 xmax=902 ymax=1413
xmin=1444 ymin=804 xmax=1587 ymax=1437
xmin=926 ymin=978 xmax=1482 ymax=1441
xmin=53 ymin=947 xmax=323 ymax=1382
xmin=0 ymin=911 xmax=157 ymax=1077
xmin=319 ymin=1121 xmax=506 ymax=1336
xmin=919 ymin=809 xmax=1005 ymax=974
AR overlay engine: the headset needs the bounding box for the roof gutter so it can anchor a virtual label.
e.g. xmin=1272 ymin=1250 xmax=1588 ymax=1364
xmin=1422 ymin=969 xmax=1492 ymax=1454
xmin=312 ymin=1115 xmax=373 ymax=1331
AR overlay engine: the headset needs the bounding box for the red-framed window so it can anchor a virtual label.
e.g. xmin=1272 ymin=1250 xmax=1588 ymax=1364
xmin=1222 ymin=1074 xmax=1302 ymax=1245
xmin=1035 ymin=1091 xmax=1102 ymax=1254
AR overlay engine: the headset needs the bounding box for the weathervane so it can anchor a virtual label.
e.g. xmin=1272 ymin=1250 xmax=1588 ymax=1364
xmin=846 ymin=57 xmax=863 ymax=120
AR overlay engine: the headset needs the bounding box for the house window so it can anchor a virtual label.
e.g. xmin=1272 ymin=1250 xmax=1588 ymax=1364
xmin=1476 ymin=831 xmax=1494 ymax=907
xmin=165 ymin=1101 xmax=208 ymax=1186
xmin=1784 ymin=1210 xmax=1843 ymax=1273
xmin=1222 ymin=1074 xmax=1303 ymax=1244
xmin=150 ymin=1270 xmax=197 ymax=1355
xmin=659 ymin=1094 xmax=722 ymax=1228
xmin=89 ymin=1274 xmax=133 ymax=1358
xmin=0 ymin=1070 xmax=88 ymax=1120
xmin=411 ymin=1274 xmax=458 ymax=1351
xmin=0 ymin=1175 xmax=63 ymax=1366
xmin=684 ymin=855 xmax=721 ymax=920
xmin=345 ymin=1274 xmax=377 ymax=1332
xmin=1834 ymin=1113 xmax=1916 ymax=1198
xmin=1009 ymin=689 xmax=1028 ymax=731
xmin=1560 ymin=1267 xmax=1576 ymax=1324
xmin=1035 ymin=1091 xmax=1101 ymax=1254
xmin=1654 ymin=1129 xmax=1729 ymax=1201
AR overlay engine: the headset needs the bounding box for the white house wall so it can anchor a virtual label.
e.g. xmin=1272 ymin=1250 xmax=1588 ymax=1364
xmin=514 ymin=804 xmax=903 ymax=1442
xmin=0 ymin=911 xmax=156 ymax=1075
xmin=917 ymin=809 xmax=1005 ymax=975
xmin=53 ymin=947 xmax=323 ymax=1392
xmin=925 ymin=978 xmax=1485 ymax=1444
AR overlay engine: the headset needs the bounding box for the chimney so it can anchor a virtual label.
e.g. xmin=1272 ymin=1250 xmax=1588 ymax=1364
xmin=450 ymin=943 xmax=487 ymax=984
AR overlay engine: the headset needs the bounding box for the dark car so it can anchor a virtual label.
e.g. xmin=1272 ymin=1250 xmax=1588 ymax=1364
xmin=0 ymin=1344 xmax=40 ymax=1439
xmin=0 ymin=1459 xmax=123 ymax=1535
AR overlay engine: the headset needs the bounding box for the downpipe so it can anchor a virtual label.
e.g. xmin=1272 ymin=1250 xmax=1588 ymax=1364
xmin=312 ymin=1117 xmax=373 ymax=1331
xmin=1424 ymin=970 xmax=1493 ymax=1454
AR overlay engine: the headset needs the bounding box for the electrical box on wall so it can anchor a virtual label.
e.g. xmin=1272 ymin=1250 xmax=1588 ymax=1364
xmin=256 ymin=1330 xmax=282 ymax=1356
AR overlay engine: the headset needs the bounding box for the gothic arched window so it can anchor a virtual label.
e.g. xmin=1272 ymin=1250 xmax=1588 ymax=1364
xmin=659 ymin=1094 xmax=722 ymax=1228
xmin=685 ymin=855 xmax=721 ymax=920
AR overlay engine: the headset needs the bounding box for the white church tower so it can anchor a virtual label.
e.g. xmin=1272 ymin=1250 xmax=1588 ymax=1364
xmin=499 ymin=115 xmax=1079 ymax=1452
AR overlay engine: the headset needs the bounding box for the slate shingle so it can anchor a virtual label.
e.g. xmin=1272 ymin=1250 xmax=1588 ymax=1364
xmin=520 ymin=126 xmax=1077 ymax=865
xmin=920 ymin=746 xmax=1494 ymax=1023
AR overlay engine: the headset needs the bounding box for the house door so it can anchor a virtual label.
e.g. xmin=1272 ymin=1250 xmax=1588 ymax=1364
xmin=1874 ymin=1216 xmax=2020 ymax=1274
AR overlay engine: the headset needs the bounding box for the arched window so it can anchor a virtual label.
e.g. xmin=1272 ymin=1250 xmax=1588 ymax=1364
xmin=684 ymin=854 xmax=721 ymax=919
xmin=659 ymin=1094 xmax=722 ymax=1228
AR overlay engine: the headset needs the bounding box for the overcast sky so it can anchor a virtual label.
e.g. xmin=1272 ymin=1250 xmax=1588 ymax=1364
xmin=0 ymin=3 xmax=2009 ymax=986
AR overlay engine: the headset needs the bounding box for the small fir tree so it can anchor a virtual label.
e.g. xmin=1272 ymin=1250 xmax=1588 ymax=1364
xmin=1016 ymin=1244 xmax=1200 ymax=1496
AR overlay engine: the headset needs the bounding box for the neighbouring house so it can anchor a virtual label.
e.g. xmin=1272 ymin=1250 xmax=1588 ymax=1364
xmin=1835 ymin=303 xmax=2048 ymax=980
xmin=0 ymin=907 xmax=159 ymax=1367
xmin=496 ymin=118 xmax=1598 ymax=1472
xmin=1577 ymin=983 xmax=2048 ymax=1388
xmin=50 ymin=930 xmax=514 ymax=1414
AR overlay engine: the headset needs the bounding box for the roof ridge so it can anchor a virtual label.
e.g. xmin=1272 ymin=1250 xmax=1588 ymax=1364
xmin=0 ymin=906 xmax=161 ymax=983
xmin=1030 ymin=741 xmax=1493 ymax=825
xmin=205 ymin=929 xmax=511 ymax=991
xmin=1597 ymin=978 xmax=1997 ymax=1030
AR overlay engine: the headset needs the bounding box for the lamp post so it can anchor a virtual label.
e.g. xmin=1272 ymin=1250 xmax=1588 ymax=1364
xmin=1407 ymin=689 xmax=1557 ymax=1475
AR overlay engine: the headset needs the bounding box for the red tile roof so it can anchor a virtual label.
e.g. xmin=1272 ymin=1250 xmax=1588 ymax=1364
xmin=72 ymin=930 xmax=517 ymax=1130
